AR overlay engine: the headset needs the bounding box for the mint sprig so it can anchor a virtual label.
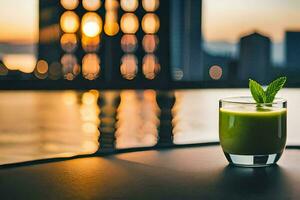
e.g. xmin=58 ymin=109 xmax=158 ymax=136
xmin=249 ymin=77 xmax=287 ymax=104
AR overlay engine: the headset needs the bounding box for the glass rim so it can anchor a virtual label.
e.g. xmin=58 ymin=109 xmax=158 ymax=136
xmin=220 ymin=96 xmax=287 ymax=105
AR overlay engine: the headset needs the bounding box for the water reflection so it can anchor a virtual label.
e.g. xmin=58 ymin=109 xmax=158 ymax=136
xmin=98 ymin=91 xmax=120 ymax=150
xmin=116 ymin=90 xmax=159 ymax=149
xmin=0 ymin=89 xmax=300 ymax=165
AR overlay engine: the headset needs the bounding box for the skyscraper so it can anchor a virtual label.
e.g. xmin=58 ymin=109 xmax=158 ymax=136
xmin=170 ymin=0 xmax=203 ymax=81
xmin=285 ymin=31 xmax=300 ymax=70
xmin=238 ymin=32 xmax=271 ymax=83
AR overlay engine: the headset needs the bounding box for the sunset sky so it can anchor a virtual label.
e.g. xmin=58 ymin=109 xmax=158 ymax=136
xmin=0 ymin=0 xmax=300 ymax=44
xmin=202 ymin=0 xmax=300 ymax=43
xmin=0 ymin=0 xmax=38 ymax=44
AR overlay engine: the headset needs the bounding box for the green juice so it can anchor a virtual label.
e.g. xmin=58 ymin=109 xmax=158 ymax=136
xmin=219 ymin=107 xmax=287 ymax=155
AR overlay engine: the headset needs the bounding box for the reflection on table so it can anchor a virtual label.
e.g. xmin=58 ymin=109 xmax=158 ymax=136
xmin=0 ymin=89 xmax=299 ymax=165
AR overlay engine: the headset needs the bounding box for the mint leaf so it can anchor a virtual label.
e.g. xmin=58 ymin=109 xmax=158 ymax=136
xmin=249 ymin=79 xmax=266 ymax=103
xmin=265 ymin=77 xmax=287 ymax=103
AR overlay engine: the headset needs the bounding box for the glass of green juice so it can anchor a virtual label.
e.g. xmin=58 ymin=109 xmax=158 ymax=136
xmin=219 ymin=97 xmax=287 ymax=167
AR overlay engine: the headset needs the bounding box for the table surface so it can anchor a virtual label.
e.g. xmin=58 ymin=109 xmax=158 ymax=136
xmin=1 ymin=146 xmax=300 ymax=200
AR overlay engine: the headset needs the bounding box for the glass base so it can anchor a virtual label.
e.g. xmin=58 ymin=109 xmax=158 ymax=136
xmin=224 ymin=152 xmax=282 ymax=167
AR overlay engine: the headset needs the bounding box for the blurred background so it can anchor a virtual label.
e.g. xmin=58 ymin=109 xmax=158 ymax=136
xmin=1 ymin=0 xmax=300 ymax=87
xmin=1 ymin=0 xmax=300 ymax=165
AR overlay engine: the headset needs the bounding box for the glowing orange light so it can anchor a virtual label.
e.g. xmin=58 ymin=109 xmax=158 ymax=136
xmin=142 ymin=13 xmax=160 ymax=34
xmin=60 ymin=33 xmax=77 ymax=52
xmin=120 ymin=0 xmax=138 ymax=12
xmin=34 ymin=60 xmax=49 ymax=79
xmin=82 ymin=53 xmax=101 ymax=80
xmin=82 ymin=0 xmax=101 ymax=11
xmin=82 ymin=91 xmax=98 ymax=105
xmin=104 ymin=11 xmax=119 ymax=36
xmin=142 ymin=0 xmax=159 ymax=12
xmin=60 ymin=0 xmax=79 ymax=10
xmin=2 ymin=54 xmax=36 ymax=73
xmin=121 ymin=34 xmax=138 ymax=53
xmin=81 ymin=35 xmax=100 ymax=52
xmin=61 ymin=54 xmax=80 ymax=80
xmin=143 ymin=54 xmax=160 ymax=79
xmin=105 ymin=0 xmax=119 ymax=10
xmin=120 ymin=13 xmax=139 ymax=34
xmin=104 ymin=22 xmax=119 ymax=36
xmin=62 ymin=91 xmax=77 ymax=106
xmin=209 ymin=65 xmax=223 ymax=80
xmin=82 ymin=122 xmax=98 ymax=134
xmin=142 ymin=34 xmax=159 ymax=53
xmin=120 ymin=54 xmax=138 ymax=80
xmin=60 ymin=11 xmax=80 ymax=33
xmin=82 ymin=12 xmax=103 ymax=37
xmin=36 ymin=60 xmax=49 ymax=74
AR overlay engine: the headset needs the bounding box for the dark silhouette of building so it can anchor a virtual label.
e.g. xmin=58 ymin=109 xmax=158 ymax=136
xmin=170 ymin=0 xmax=203 ymax=81
xmin=238 ymin=32 xmax=271 ymax=83
xmin=285 ymin=31 xmax=300 ymax=70
xmin=38 ymin=1 xmax=63 ymax=64
xmin=0 ymin=59 xmax=8 ymax=78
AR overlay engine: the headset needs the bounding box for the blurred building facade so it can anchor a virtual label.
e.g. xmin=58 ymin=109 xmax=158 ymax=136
xmin=285 ymin=31 xmax=300 ymax=70
xmin=170 ymin=0 xmax=203 ymax=81
xmin=238 ymin=32 xmax=271 ymax=83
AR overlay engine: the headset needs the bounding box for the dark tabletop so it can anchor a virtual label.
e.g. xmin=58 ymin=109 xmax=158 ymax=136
xmin=1 ymin=146 xmax=300 ymax=200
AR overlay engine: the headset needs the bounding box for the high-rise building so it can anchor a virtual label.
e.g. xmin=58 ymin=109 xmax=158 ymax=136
xmin=170 ymin=0 xmax=203 ymax=81
xmin=238 ymin=32 xmax=271 ymax=83
xmin=285 ymin=31 xmax=300 ymax=70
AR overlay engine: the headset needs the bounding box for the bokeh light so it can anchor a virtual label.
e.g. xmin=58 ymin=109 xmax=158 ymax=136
xmin=143 ymin=54 xmax=160 ymax=79
xmin=36 ymin=60 xmax=49 ymax=74
xmin=121 ymin=34 xmax=138 ymax=53
xmin=2 ymin=54 xmax=36 ymax=73
xmin=209 ymin=65 xmax=223 ymax=80
xmin=142 ymin=34 xmax=159 ymax=53
xmin=82 ymin=12 xmax=103 ymax=37
xmin=60 ymin=0 xmax=79 ymax=10
xmin=61 ymin=54 xmax=80 ymax=80
xmin=82 ymin=0 xmax=101 ymax=11
xmin=81 ymin=35 xmax=100 ymax=52
xmin=142 ymin=0 xmax=159 ymax=12
xmin=104 ymin=22 xmax=119 ymax=36
xmin=120 ymin=54 xmax=138 ymax=80
xmin=173 ymin=69 xmax=184 ymax=80
xmin=105 ymin=11 xmax=118 ymax=22
xmin=142 ymin=13 xmax=160 ymax=34
xmin=105 ymin=0 xmax=119 ymax=10
xmin=82 ymin=53 xmax=101 ymax=80
xmin=34 ymin=60 xmax=49 ymax=79
xmin=104 ymin=2 xmax=119 ymax=36
xmin=60 ymin=33 xmax=77 ymax=52
xmin=49 ymin=62 xmax=62 ymax=80
xmin=120 ymin=0 xmax=139 ymax=12
xmin=62 ymin=91 xmax=78 ymax=106
xmin=120 ymin=13 xmax=139 ymax=34
xmin=60 ymin=11 xmax=80 ymax=33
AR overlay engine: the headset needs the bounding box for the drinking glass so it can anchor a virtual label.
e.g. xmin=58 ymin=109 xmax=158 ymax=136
xmin=219 ymin=97 xmax=287 ymax=167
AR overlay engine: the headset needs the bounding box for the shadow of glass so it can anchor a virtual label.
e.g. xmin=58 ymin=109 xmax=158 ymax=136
xmin=215 ymin=164 xmax=290 ymax=199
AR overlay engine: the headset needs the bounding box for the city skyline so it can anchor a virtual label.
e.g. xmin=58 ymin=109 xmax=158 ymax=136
xmin=1 ymin=0 xmax=300 ymax=82
xmin=1 ymin=0 xmax=300 ymax=44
